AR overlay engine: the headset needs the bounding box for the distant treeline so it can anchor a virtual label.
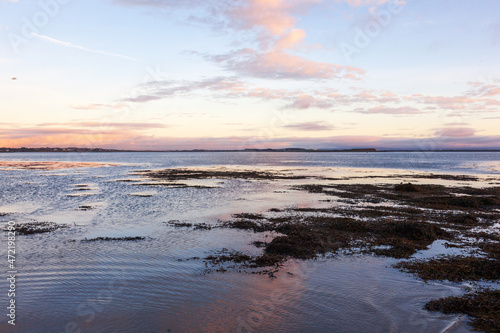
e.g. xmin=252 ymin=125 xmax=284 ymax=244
xmin=0 ymin=147 xmax=377 ymax=153
xmin=1 ymin=147 xmax=499 ymax=153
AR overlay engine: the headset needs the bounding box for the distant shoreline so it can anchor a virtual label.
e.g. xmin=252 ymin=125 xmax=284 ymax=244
xmin=1 ymin=148 xmax=500 ymax=153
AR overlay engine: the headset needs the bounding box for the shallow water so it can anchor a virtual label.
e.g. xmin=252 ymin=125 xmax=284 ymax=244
xmin=1 ymin=152 xmax=500 ymax=332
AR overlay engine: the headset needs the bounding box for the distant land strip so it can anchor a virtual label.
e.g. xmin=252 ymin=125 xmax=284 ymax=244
xmin=1 ymin=147 xmax=500 ymax=153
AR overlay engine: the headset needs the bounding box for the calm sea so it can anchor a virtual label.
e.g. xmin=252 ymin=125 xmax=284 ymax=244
xmin=0 ymin=152 xmax=499 ymax=333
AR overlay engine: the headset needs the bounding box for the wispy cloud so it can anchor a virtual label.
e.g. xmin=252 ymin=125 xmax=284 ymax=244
xmin=2 ymin=127 xmax=499 ymax=150
xmin=283 ymin=121 xmax=334 ymax=131
xmin=354 ymin=106 xmax=423 ymax=115
xmin=204 ymin=48 xmax=364 ymax=80
xmin=70 ymin=103 xmax=129 ymax=110
xmin=284 ymin=94 xmax=334 ymax=109
xmin=466 ymin=80 xmax=500 ymax=97
xmin=335 ymin=0 xmax=393 ymax=6
xmin=36 ymin=122 xmax=168 ymax=130
xmin=31 ymin=33 xmax=141 ymax=62
xmin=435 ymin=127 xmax=476 ymax=138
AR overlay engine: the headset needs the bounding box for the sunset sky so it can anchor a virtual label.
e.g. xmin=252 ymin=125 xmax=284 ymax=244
xmin=1 ymin=0 xmax=499 ymax=150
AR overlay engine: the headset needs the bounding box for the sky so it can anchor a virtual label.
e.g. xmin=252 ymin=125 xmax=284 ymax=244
xmin=0 ymin=0 xmax=499 ymax=150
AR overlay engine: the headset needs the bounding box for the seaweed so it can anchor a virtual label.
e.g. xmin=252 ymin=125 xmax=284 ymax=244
xmin=81 ymin=237 xmax=146 ymax=242
xmin=140 ymin=168 xmax=307 ymax=181
xmin=167 ymin=221 xmax=193 ymax=228
xmin=213 ymin=182 xmax=498 ymax=271
xmin=394 ymin=182 xmax=420 ymax=192
xmin=394 ymin=255 xmax=500 ymax=282
xmin=221 ymin=215 xmax=452 ymax=265
xmin=425 ymin=289 xmax=500 ymax=332
xmin=193 ymin=223 xmax=213 ymax=230
xmin=78 ymin=205 xmax=94 ymax=211
xmin=14 ymin=222 xmax=68 ymax=235
xmin=199 ymin=179 xmax=499 ymax=331
xmin=232 ymin=213 xmax=265 ymax=220
xmin=294 ymin=183 xmax=500 ymax=211
xmin=166 ymin=220 xmax=213 ymax=230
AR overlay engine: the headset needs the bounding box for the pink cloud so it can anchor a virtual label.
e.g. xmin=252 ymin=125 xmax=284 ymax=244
xmin=466 ymin=80 xmax=500 ymax=97
xmin=112 ymin=0 xmax=210 ymax=9
xmin=335 ymin=0 xmax=392 ymax=6
xmin=484 ymin=99 xmax=500 ymax=106
xmin=114 ymin=0 xmax=367 ymax=81
xmin=487 ymin=88 xmax=500 ymax=96
xmin=275 ymin=28 xmax=307 ymax=50
xmin=353 ymin=91 xmax=377 ymax=100
xmin=231 ymin=0 xmax=296 ymax=36
xmin=412 ymin=95 xmax=483 ymax=111
xmin=218 ymin=0 xmax=366 ymax=80
xmin=119 ymin=78 xmax=425 ymax=113
xmin=121 ymin=77 xmax=247 ymax=103
xmin=435 ymin=127 xmax=476 ymax=138
xmin=116 ymin=76 xmax=495 ymax=125
xmin=229 ymin=0 xmax=321 ymax=36
xmin=283 ymin=121 xmax=334 ymax=131
xmin=207 ymin=48 xmax=364 ymax=80
xmin=121 ymin=77 xmax=293 ymax=103
xmin=355 ymin=106 xmax=423 ymax=114
xmin=284 ymin=94 xmax=334 ymax=109
xmin=225 ymin=1 xmax=364 ymax=80
xmin=407 ymin=91 xmax=500 ymax=114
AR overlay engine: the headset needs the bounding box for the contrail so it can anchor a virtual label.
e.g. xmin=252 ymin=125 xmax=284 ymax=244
xmin=31 ymin=33 xmax=141 ymax=62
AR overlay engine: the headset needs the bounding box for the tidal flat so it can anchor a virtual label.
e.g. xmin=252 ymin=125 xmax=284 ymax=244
xmin=1 ymin=153 xmax=499 ymax=332
xmin=139 ymin=167 xmax=500 ymax=331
